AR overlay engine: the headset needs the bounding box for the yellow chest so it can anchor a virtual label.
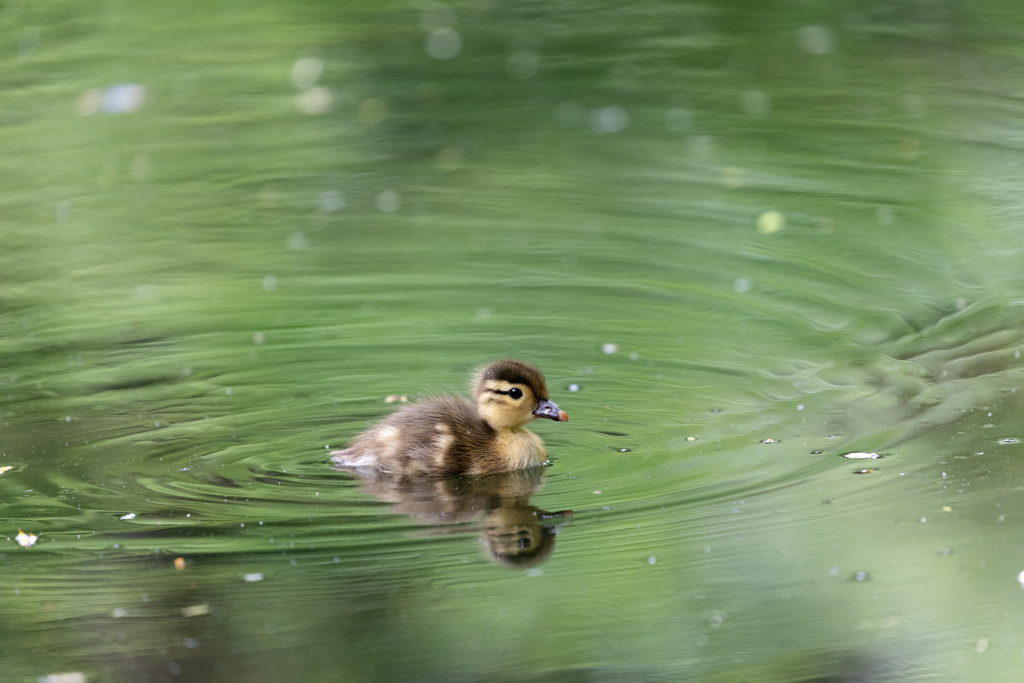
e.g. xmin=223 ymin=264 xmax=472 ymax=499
xmin=486 ymin=429 xmax=547 ymax=472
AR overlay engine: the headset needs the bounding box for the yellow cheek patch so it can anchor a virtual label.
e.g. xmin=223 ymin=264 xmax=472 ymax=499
xmin=482 ymin=380 xmax=535 ymax=403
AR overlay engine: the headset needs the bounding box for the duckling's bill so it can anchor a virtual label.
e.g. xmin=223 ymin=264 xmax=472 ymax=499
xmin=534 ymin=399 xmax=568 ymax=422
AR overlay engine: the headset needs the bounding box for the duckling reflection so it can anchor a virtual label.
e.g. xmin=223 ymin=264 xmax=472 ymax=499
xmin=335 ymin=464 xmax=571 ymax=568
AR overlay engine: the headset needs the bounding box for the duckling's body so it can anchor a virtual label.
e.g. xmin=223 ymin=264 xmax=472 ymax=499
xmin=331 ymin=360 xmax=568 ymax=475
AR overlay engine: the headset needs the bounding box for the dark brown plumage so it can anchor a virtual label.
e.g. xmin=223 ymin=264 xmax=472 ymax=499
xmin=330 ymin=360 xmax=568 ymax=475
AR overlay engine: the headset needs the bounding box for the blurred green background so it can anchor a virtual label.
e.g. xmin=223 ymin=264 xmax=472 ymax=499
xmin=4 ymin=0 xmax=1024 ymax=681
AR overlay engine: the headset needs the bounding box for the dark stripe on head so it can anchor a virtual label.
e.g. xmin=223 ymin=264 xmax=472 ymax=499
xmin=475 ymin=359 xmax=549 ymax=399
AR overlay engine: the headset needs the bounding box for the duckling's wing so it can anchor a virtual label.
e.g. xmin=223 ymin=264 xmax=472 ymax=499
xmin=390 ymin=396 xmax=495 ymax=475
xmin=332 ymin=396 xmax=493 ymax=475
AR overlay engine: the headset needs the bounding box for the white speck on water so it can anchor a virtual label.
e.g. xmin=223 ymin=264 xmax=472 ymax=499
xmin=999 ymin=438 xmax=1019 ymax=444
xmin=65 ymin=416 xmax=71 ymax=422
xmin=101 ymin=84 xmax=146 ymax=114
xmin=855 ymin=571 xmax=866 ymax=581
xmin=648 ymin=556 xmax=656 ymax=564
xmin=56 ymin=200 xmax=72 ymax=224
xmin=593 ymin=491 xmax=602 ymax=495
xmin=318 ymin=190 xmax=344 ymax=212
xmin=798 ymin=25 xmax=832 ymax=54
xmin=296 ymin=86 xmax=332 ymax=114
xmin=602 ymin=343 xmax=618 ymax=354
xmin=426 ymin=28 xmax=462 ymax=60
xmin=526 ymin=568 xmax=542 ymax=577
xmin=376 ymin=189 xmax=400 ymax=213
xmin=976 ymin=638 xmax=989 ymax=653
xmin=243 ymin=573 xmax=264 ymax=582
xmin=920 ymin=517 xmax=927 ymax=523
xmin=591 ymin=106 xmax=629 ymax=133
xmin=734 ymin=277 xmax=753 ymax=293
xmin=120 ymin=513 xmax=136 ymax=520
xmin=226 ymin=387 xmax=233 ymax=396
xmin=262 ymin=274 xmax=278 ymax=292
xmin=568 ymin=384 xmax=579 ymax=392
xmin=844 ymin=452 xmax=880 ymax=459
xmin=756 ymin=211 xmax=785 ymax=234
xmin=797 ymin=404 xmax=804 ymax=411
xmin=291 ymin=58 xmax=324 ymax=90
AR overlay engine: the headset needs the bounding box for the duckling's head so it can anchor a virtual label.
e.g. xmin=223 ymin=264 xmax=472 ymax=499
xmin=472 ymin=359 xmax=568 ymax=430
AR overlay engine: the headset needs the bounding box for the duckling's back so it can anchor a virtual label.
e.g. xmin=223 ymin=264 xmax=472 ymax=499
xmin=331 ymin=396 xmax=499 ymax=476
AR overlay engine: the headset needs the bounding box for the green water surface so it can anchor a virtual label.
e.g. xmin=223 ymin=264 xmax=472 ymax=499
xmin=4 ymin=1 xmax=1024 ymax=681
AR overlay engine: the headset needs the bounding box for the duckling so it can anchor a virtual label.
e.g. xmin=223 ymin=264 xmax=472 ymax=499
xmin=330 ymin=359 xmax=568 ymax=475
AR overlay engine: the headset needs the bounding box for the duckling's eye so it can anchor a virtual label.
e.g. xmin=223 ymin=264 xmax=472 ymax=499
xmin=508 ymin=388 xmax=523 ymax=400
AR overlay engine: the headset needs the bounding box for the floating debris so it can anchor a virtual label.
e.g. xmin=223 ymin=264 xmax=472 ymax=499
xmin=999 ymin=438 xmax=1020 ymax=444
xmin=851 ymin=570 xmax=869 ymax=581
xmin=79 ymin=84 xmax=147 ymax=115
xmin=647 ymin=556 xmax=657 ymax=565
xmin=810 ymin=450 xmax=823 ymax=455
xmin=1018 ymin=570 xmax=1024 ymax=589
xmin=568 ymin=383 xmax=580 ymax=392
xmin=384 ymin=395 xmax=408 ymax=404
xmin=243 ymin=573 xmax=264 ymax=582
xmin=686 ymin=436 xmax=697 ymax=442
xmin=37 ymin=673 xmax=86 ymax=683
xmin=181 ymin=604 xmax=210 ymax=617
xmin=120 ymin=513 xmax=136 ymax=520
xmin=593 ymin=491 xmax=602 ymax=495
xmin=852 ymin=469 xmax=875 ymax=475
xmin=756 ymin=210 xmax=785 ymax=234
xmin=843 ymin=452 xmax=882 ymax=460
xmin=16 ymin=529 xmax=37 ymax=548
xmin=942 ymin=506 xmax=952 ymax=512
xmin=615 ymin=448 xmax=632 ymax=453
xmin=761 ymin=438 xmax=780 ymax=444
xmin=0 ymin=466 xmax=12 ymax=475
xmin=174 ymin=557 xmax=186 ymax=570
